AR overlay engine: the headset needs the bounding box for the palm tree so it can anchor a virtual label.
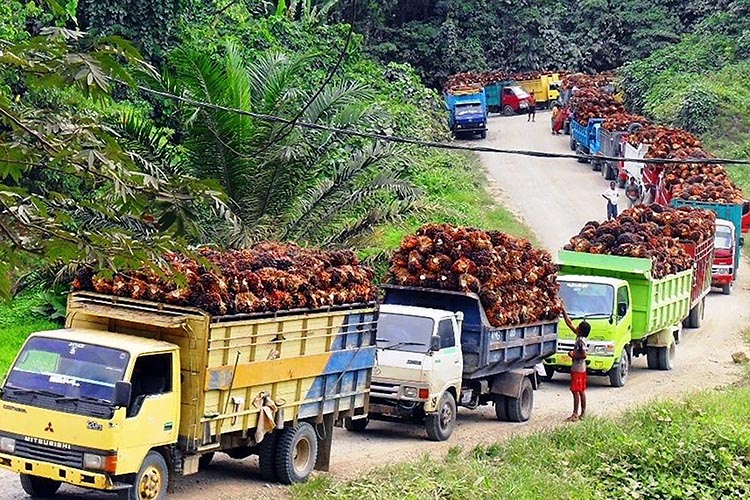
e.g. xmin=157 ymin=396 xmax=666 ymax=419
xmin=168 ymin=42 xmax=420 ymax=247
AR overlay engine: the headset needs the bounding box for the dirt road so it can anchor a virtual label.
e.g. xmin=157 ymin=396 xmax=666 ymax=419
xmin=2 ymin=113 xmax=748 ymax=499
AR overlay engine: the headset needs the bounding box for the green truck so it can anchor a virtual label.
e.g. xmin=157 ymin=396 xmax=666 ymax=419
xmin=543 ymin=250 xmax=693 ymax=387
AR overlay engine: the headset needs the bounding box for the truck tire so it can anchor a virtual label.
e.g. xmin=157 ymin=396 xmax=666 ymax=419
xmin=425 ymin=392 xmax=457 ymax=441
xmin=646 ymin=346 xmax=659 ymax=370
xmin=480 ymin=130 xmax=487 ymax=139
xmin=494 ymin=394 xmax=509 ymax=421
xmin=20 ymin=475 xmax=61 ymax=498
xmin=686 ymin=298 xmax=704 ymax=328
xmin=576 ymin=146 xmax=589 ymax=163
xmin=605 ymin=163 xmax=616 ymax=181
xmin=506 ymin=378 xmax=534 ymax=423
xmin=722 ymin=284 xmax=732 ymax=295
xmin=344 ymin=417 xmax=369 ymax=432
xmin=275 ymin=422 xmax=318 ymax=484
xmin=258 ymin=431 xmax=281 ymax=482
xmin=657 ymin=343 xmax=676 ymax=371
xmin=608 ymin=349 xmax=630 ymax=387
xmin=543 ymin=365 xmax=555 ymax=382
xmin=548 ymin=99 xmax=558 ymax=110
xmin=592 ymin=159 xmax=602 ymax=172
xmin=198 ymin=452 xmax=214 ymax=469
xmin=502 ymin=105 xmax=515 ymax=116
xmin=118 ymin=451 xmax=169 ymax=500
xmin=569 ymin=136 xmax=577 ymax=151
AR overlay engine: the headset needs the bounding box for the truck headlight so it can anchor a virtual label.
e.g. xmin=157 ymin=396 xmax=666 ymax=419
xmin=0 ymin=437 xmax=15 ymax=454
xmin=84 ymin=453 xmax=117 ymax=473
xmin=590 ymin=343 xmax=615 ymax=356
xmin=478 ymin=122 xmax=485 ymax=127
xmin=403 ymin=387 xmax=418 ymax=398
xmin=456 ymin=124 xmax=463 ymax=129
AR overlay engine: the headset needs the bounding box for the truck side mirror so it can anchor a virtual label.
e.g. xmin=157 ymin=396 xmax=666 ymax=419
xmin=113 ymin=381 xmax=132 ymax=408
xmin=430 ymin=335 xmax=441 ymax=352
xmin=617 ymin=303 xmax=628 ymax=318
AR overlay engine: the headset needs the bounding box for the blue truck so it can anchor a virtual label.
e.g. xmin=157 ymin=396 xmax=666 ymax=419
xmin=569 ymin=117 xmax=603 ymax=165
xmin=445 ymin=87 xmax=488 ymax=139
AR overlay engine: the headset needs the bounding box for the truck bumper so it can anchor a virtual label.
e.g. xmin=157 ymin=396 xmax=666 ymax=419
xmin=712 ymin=274 xmax=733 ymax=286
xmin=544 ymin=353 xmax=616 ymax=373
xmin=0 ymin=453 xmax=114 ymax=491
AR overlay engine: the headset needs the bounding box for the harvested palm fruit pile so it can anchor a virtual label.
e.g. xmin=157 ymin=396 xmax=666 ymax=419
xmin=626 ymin=125 xmax=743 ymax=203
xmin=72 ymin=243 xmax=377 ymax=315
xmin=446 ymin=70 xmax=559 ymax=90
xmin=562 ymin=72 xmax=615 ymax=90
xmin=602 ymin=112 xmax=650 ymax=132
xmin=570 ymin=88 xmax=624 ymax=124
xmin=564 ymin=205 xmax=716 ymax=278
xmin=386 ymin=223 xmax=563 ymax=327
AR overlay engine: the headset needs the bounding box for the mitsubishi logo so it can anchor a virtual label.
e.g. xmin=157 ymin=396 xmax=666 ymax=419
xmin=44 ymin=422 xmax=54 ymax=433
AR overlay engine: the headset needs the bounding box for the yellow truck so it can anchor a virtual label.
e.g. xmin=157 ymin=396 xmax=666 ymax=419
xmin=517 ymin=73 xmax=562 ymax=109
xmin=0 ymin=292 xmax=377 ymax=499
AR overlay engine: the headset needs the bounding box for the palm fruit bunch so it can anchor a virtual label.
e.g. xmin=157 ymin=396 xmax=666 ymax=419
xmin=570 ymin=88 xmax=625 ymax=125
xmin=386 ymin=223 xmax=563 ymax=327
xmin=563 ymin=205 xmax=716 ymax=278
xmin=72 ymin=242 xmax=377 ymax=316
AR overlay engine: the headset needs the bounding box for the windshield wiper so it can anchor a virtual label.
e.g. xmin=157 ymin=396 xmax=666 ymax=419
xmin=380 ymin=341 xmax=426 ymax=351
xmin=7 ymin=387 xmax=63 ymax=399
xmin=55 ymin=395 xmax=111 ymax=406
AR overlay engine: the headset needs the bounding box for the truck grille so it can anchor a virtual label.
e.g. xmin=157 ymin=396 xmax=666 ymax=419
xmin=14 ymin=440 xmax=84 ymax=469
xmin=370 ymin=381 xmax=400 ymax=398
xmin=557 ymin=340 xmax=575 ymax=352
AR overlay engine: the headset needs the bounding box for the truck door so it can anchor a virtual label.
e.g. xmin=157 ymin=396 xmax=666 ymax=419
xmin=616 ymin=286 xmax=632 ymax=344
xmin=119 ymin=352 xmax=180 ymax=472
xmin=432 ymin=318 xmax=463 ymax=392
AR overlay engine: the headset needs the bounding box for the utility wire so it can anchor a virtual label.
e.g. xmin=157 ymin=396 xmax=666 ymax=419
xmin=125 ymin=81 xmax=750 ymax=167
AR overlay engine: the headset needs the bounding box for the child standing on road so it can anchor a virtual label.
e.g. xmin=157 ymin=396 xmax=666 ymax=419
xmin=562 ymin=309 xmax=590 ymax=422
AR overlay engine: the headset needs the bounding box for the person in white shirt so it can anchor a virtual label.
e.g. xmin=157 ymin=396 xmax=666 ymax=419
xmin=602 ymin=181 xmax=619 ymax=220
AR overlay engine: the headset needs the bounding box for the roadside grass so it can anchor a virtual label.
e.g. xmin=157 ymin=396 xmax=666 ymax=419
xmin=0 ymin=291 xmax=58 ymax=378
xmin=295 ymin=388 xmax=750 ymax=500
xmin=361 ymin=150 xmax=535 ymax=267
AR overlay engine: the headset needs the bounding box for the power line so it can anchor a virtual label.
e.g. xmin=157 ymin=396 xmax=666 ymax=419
xmin=129 ymin=82 xmax=750 ymax=167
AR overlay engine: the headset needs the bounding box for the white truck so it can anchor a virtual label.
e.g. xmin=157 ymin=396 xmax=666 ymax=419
xmin=344 ymin=286 xmax=558 ymax=441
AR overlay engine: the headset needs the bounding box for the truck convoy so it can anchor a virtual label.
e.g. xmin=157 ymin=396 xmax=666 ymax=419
xmin=484 ymin=81 xmax=530 ymax=116
xmin=353 ymin=285 xmax=557 ymax=441
xmin=545 ymin=250 xmax=693 ymax=386
xmin=0 ymin=291 xmax=377 ymax=498
xmin=444 ymin=86 xmax=488 ymax=138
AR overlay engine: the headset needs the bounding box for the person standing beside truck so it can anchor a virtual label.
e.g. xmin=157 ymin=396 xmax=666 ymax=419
xmin=561 ymin=309 xmax=590 ymax=422
xmin=527 ymin=92 xmax=536 ymax=122
xmin=602 ymin=181 xmax=619 ymax=220
xmin=625 ymin=177 xmax=642 ymax=208
xmin=551 ymin=104 xmax=560 ymax=134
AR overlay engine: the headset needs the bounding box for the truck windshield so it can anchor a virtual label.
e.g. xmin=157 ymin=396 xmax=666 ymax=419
xmin=455 ymin=104 xmax=482 ymax=116
xmin=4 ymin=336 xmax=130 ymax=404
xmin=559 ymin=282 xmax=614 ymax=318
xmin=715 ymin=228 xmax=733 ymax=250
xmin=376 ymin=313 xmax=433 ymax=353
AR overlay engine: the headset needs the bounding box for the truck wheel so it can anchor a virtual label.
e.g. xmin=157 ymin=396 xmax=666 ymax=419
xmin=543 ymin=365 xmax=555 ymax=382
xmin=119 ymin=451 xmax=169 ymax=500
xmin=20 ymin=475 xmax=61 ymax=498
xmin=275 ymin=422 xmax=318 ymax=484
xmin=344 ymin=417 xmax=369 ymax=432
xmin=480 ymin=130 xmax=487 ymax=139
xmin=198 ymin=452 xmax=214 ymax=469
xmin=494 ymin=394 xmax=509 ymax=421
xmin=646 ymin=346 xmax=658 ymax=370
xmin=722 ymin=284 xmax=732 ymax=295
xmin=687 ymin=299 xmax=703 ymax=328
xmin=592 ymin=159 xmax=602 ymax=172
xmin=425 ymin=392 xmax=457 ymax=441
xmin=608 ymin=349 xmax=630 ymax=387
xmin=502 ymin=105 xmax=514 ymax=116
xmin=657 ymin=343 xmax=675 ymax=371
xmin=506 ymin=378 xmax=534 ymax=423
xmin=605 ymin=164 xmax=616 ymax=181
xmin=576 ymin=146 xmax=589 ymax=163
xmin=258 ymin=431 xmax=280 ymax=482
xmin=569 ymin=136 xmax=577 ymax=151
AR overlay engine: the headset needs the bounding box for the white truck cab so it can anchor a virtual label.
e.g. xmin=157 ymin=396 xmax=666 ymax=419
xmin=346 ymin=304 xmax=464 ymax=441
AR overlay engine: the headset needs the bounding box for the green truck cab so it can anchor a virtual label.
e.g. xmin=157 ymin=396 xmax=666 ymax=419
xmin=544 ymin=251 xmax=693 ymax=387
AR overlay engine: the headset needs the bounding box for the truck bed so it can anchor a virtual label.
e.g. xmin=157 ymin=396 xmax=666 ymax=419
xmin=680 ymin=238 xmax=714 ymax=308
xmin=66 ymin=292 xmax=377 ymax=453
xmin=558 ymin=251 xmax=692 ymax=340
xmin=381 ymin=286 xmax=558 ymax=380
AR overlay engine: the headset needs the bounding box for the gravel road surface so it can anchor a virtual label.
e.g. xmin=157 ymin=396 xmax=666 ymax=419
xmin=2 ymin=112 xmax=747 ymax=499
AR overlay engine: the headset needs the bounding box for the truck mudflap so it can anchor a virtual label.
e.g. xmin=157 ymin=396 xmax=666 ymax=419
xmin=0 ymin=453 xmax=121 ymax=491
xmin=490 ymin=368 xmax=537 ymax=398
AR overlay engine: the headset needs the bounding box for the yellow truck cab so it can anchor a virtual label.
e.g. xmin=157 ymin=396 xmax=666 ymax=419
xmin=0 ymin=292 xmax=377 ymax=499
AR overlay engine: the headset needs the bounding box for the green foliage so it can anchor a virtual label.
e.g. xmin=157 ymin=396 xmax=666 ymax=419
xmin=0 ymin=291 xmax=58 ymax=377
xmin=293 ymin=388 xmax=750 ymax=500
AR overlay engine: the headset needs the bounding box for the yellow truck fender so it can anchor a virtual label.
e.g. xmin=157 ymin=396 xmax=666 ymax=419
xmin=423 ymin=382 xmax=461 ymax=413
